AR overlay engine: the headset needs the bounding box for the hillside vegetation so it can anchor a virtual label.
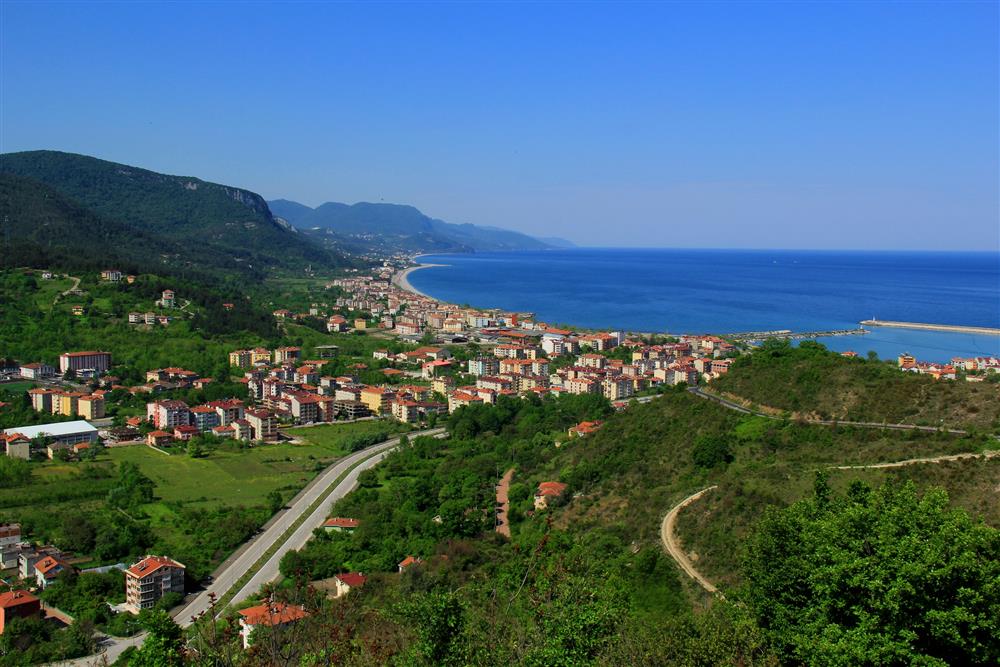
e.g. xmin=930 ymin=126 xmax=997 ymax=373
xmin=0 ymin=151 xmax=352 ymax=282
xmin=711 ymin=340 xmax=1000 ymax=431
xmin=175 ymin=385 xmax=999 ymax=666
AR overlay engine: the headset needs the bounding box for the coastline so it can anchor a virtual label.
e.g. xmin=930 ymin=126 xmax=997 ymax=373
xmin=386 ymin=250 xmax=999 ymax=363
xmin=392 ymin=263 xmax=446 ymax=299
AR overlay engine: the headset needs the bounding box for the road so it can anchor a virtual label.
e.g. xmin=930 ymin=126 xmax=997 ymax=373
xmin=48 ymin=427 xmax=444 ymax=666
xmin=175 ymin=427 xmax=444 ymax=625
xmin=831 ymin=449 xmax=1000 ymax=470
xmin=659 ymin=486 xmax=722 ymax=597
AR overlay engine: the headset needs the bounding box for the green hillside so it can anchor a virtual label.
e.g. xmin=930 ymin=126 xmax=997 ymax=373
xmin=711 ymin=340 xmax=1000 ymax=431
xmin=226 ymin=386 xmax=998 ymax=665
xmin=0 ymin=151 xmax=353 ymax=282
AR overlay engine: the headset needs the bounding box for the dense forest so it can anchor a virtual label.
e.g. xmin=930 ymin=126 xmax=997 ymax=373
xmin=0 ymin=151 xmax=355 ymax=283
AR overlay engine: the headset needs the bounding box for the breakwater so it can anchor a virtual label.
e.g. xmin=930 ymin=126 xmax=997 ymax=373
xmin=860 ymin=320 xmax=1000 ymax=336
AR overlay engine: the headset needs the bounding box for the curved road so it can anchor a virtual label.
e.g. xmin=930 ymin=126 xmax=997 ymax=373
xmin=49 ymin=427 xmax=444 ymax=666
xmin=660 ymin=486 xmax=722 ymax=597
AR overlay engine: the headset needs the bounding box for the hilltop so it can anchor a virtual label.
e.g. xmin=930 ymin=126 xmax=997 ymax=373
xmin=270 ymin=198 xmax=573 ymax=253
xmin=710 ymin=340 xmax=1000 ymax=431
xmin=0 ymin=151 xmax=354 ymax=282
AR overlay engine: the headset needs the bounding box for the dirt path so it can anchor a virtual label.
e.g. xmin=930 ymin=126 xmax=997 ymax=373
xmin=53 ymin=275 xmax=81 ymax=305
xmin=690 ymin=387 xmax=973 ymax=436
xmin=495 ymin=468 xmax=515 ymax=537
xmin=660 ymin=486 xmax=722 ymax=597
xmin=831 ymin=449 xmax=1000 ymax=470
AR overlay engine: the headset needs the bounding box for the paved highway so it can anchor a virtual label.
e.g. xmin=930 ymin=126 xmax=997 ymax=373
xmin=174 ymin=427 xmax=444 ymax=626
xmin=48 ymin=427 xmax=444 ymax=666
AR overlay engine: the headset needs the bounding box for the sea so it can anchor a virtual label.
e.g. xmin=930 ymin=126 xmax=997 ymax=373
xmin=407 ymin=248 xmax=1000 ymax=363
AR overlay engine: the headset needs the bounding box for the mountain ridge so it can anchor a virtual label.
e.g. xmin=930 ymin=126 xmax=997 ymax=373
xmin=0 ymin=151 xmax=353 ymax=281
xmin=270 ymin=198 xmax=575 ymax=253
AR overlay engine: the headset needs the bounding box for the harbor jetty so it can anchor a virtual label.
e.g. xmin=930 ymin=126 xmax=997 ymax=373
xmin=860 ymin=320 xmax=1000 ymax=336
xmin=727 ymin=328 xmax=868 ymax=342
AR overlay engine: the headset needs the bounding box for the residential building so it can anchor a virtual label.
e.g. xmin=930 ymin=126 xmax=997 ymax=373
xmin=148 ymin=400 xmax=190 ymax=429
xmin=238 ymin=601 xmax=310 ymax=649
xmin=245 ymin=409 xmax=278 ymax=441
xmin=534 ymin=481 xmax=568 ymax=510
xmin=229 ymin=350 xmax=253 ymax=369
xmin=360 ymin=387 xmax=394 ymax=415
xmin=332 ymin=573 xmax=367 ymax=599
xmin=77 ymin=395 xmax=106 ymax=420
xmin=59 ymin=351 xmax=111 ymax=375
xmin=190 ymin=406 xmax=221 ymax=432
xmin=568 ymin=421 xmax=603 ymax=437
xmin=468 ymin=357 xmax=500 ymax=376
xmin=335 ymin=400 xmax=369 ymax=420
xmin=35 ymin=555 xmax=70 ymax=588
xmin=0 ymin=591 xmax=41 ymax=634
xmin=159 ymin=290 xmax=176 ymax=308
xmin=101 ymin=269 xmax=123 ymax=282
xmin=322 ymin=517 xmax=359 ymax=532
xmin=273 ymin=347 xmax=301 ymax=364
xmin=19 ymin=363 xmax=55 ymax=380
xmin=147 ymin=431 xmax=173 ymax=447
xmin=124 ymin=555 xmax=185 ymax=614
xmin=398 ymin=556 xmax=423 ymax=572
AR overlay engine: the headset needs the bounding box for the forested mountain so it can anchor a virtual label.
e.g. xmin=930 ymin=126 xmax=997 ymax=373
xmin=270 ymin=198 xmax=573 ymax=253
xmin=0 ymin=151 xmax=353 ymax=282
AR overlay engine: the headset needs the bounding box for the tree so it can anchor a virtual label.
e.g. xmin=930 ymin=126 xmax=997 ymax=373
xmin=129 ymin=610 xmax=184 ymax=667
xmin=691 ymin=435 xmax=733 ymax=468
xmin=267 ymin=489 xmax=284 ymax=514
xmin=106 ymin=462 xmax=155 ymax=509
xmin=60 ymin=514 xmax=97 ymax=553
xmin=743 ymin=480 xmax=1000 ymax=665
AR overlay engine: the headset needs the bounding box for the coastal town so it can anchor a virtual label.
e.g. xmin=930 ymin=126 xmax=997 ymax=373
xmin=0 ymin=262 xmax=997 ymax=657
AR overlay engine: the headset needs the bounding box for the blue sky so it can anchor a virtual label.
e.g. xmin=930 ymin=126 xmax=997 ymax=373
xmin=1 ymin=1 xmax=997 ymax=250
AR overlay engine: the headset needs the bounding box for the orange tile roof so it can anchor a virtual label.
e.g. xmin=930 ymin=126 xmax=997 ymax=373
xmin=238 ymin=601 xmax=309 ymax=627
xmin=126 ymin=555 xmax=184 ymax=579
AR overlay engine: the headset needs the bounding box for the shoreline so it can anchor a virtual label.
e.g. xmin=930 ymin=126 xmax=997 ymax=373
xmin=392 ymin=263 xmax=446 ymax=299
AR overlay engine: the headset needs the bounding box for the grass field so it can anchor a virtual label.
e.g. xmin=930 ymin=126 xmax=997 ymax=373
xmin=0 ymin=380 xmax=37 ymax=394
xmin=106 ymin=420 xmax=406 ymax=509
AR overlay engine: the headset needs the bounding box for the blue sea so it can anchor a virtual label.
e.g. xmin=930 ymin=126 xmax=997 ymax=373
xmin=408 ymin=248 xmax=1000 ymax=363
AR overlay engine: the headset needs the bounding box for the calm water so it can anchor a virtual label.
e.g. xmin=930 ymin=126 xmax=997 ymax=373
xmin=408 ymin=248 xmax=1000 ymax=363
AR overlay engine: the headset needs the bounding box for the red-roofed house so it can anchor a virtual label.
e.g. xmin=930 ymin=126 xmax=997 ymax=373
xmin=568 ymin=420 xmax=603 ymax=438
xmin=534 ymin=481 xmax=568 ymax=511
xmin=333 ymin=572 xmax=367 ymax=598
xmin=398 ymin=556 xmax=423 ymax=572
xmin=35 ymin=555 xmax=71 ymax=588
xmin=0 ymin=590 xmax=40 ymax=634
xmin=322 ymin=517 xmax=360 ymax=532
xmin=238 ymin=600 xmax=310 ymax=648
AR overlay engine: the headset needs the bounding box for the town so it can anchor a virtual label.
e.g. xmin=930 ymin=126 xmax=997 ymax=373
xmin=0 ymin=264 xmax=997 ymax=659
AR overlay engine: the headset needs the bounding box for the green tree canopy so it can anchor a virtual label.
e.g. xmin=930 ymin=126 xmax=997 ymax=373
xmin=743 ymin=478 xmax=1000 ymax=666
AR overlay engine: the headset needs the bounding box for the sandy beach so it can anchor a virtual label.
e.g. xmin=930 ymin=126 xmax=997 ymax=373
xmin=392 ymin=263 xmax=445 ymax=299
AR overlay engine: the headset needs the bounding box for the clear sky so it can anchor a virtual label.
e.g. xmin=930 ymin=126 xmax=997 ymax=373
xmin=1 ymin=1 xmax=997 ymax=250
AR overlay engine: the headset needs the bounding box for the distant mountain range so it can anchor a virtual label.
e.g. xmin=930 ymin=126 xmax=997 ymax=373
xmin=0 ymin=151 xmax=353 ymax=281
xmin=269 ymin=198 xmax=574 ymax=254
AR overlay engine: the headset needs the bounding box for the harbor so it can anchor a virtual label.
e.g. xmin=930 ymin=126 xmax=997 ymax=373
xmin=860 ymin=320 xmax=1000 ymax=336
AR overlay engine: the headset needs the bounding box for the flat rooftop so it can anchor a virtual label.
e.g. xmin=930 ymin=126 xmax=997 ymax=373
xmin=3 ymin=420 xmax=98 ymax=439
